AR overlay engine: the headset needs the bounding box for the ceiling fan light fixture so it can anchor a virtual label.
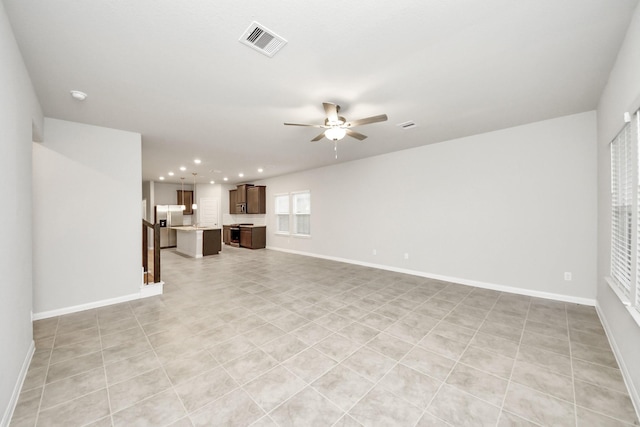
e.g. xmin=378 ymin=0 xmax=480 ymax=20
xmin=325 ymin=127 xmax=346 ymax=141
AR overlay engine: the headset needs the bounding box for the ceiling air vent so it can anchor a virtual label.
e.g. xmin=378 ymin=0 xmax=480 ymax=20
xmin=397 ymin=121 xmax=417 ymax=130
xmin=239 ymin=21 xmax=287 ymax=57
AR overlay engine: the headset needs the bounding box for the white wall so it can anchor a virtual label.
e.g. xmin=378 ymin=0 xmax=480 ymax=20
xmin=32 ymin=119 xmax=141 ymax=315
xmin=264 ymin=111 xmax=597 ymax=303
xmin=154 ymin=182 xmax=193 ymax=207
xmin=142 ymin=180 xmax=154 ymax=221
xmin=0 ymin=2 xmax=43 ymax=424
xmin=596 ymin=2 xmax=640 ymax=412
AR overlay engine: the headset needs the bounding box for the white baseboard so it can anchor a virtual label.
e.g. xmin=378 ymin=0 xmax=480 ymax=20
xmin=1 ymin=340 xmax=34 ymax=427
xmin=595 ymin=303 xmax=640 ymax=422
xmin=140 ymin=281 xmax=164 ymax=298
xmin=266 ymin=246 xmax=596 ymax=306
xmin=32 ymin=283 xmax=164 ymax=321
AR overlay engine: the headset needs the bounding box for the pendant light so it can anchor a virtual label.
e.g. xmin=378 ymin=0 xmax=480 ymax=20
xmin=179 ymin=177 xmax=186 ymax=211
xmin=191 ymin=172 xmax=198 ymax=210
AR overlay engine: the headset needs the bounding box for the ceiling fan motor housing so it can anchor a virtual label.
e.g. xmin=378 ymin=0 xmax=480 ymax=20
xmin=325 ymin=116 xmax=347 ymax=127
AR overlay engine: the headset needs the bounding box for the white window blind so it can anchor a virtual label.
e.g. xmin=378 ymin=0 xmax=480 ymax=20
xmin=293 ymin=191 xmax=311 ymax=236
xmin=609 ymin=109 xmax=640 ymax=321
xmin=275 ymin=194 xmax=289 ymax=233
xmin=635 ymin=112 xmax=640 ymax=312
xmin=611 ymin=121 xmax=634 ymax=298
xmin=274 ymin=191 xmax=311 ymax=237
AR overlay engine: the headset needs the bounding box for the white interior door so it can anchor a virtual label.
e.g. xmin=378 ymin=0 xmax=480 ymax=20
xmin=199 ymin=198 xmax=219 ymax=227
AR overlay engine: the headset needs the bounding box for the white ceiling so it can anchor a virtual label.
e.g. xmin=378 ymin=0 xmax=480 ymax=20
xmin=4 ymin=0 xmax=638 ymax=185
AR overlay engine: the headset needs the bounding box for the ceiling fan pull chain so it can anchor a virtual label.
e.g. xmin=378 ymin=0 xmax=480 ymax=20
xmin=334 ymin=141 xmax=338 ymax=159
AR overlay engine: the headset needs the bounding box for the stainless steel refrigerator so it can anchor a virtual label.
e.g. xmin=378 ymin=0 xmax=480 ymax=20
xmin=155 ymin=205 xmax=184 ymax=248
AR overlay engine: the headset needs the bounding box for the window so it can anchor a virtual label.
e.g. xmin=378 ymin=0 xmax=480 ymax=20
xmin=609 ymin=110 xmax=640 ymax=321
xmin=274 ymin=191 xmax=311 ymax=237
xmin=293 ymin=191 xmax=311 ymax=236
xmin=275 ymin=194 xmax=290 ymax=234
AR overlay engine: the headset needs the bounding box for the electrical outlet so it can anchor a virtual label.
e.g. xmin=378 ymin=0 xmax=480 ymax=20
xmin=404 ymin=253 xmax=409 ymax=260
xmin=372 ymin=249 xmax=377 ymax=256
xmin=564 ymin=272 xmax=572 ymax=281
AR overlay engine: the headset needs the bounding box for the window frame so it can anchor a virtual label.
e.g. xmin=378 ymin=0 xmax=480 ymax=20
xmin=274 ymin=190 xmax=311 ymax=238
xmin=274 ymin=193 xmax=290 ymax=235
xmin=608 ymin=109 xmax=640 ymax=326
xmin=292 ymin=190 xmax=311 ymax=237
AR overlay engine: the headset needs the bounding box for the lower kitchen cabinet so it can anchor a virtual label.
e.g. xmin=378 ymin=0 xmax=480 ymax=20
xmin=202 ymin=229 xmax=221 ymax=255
xmin=222 ymin=225 xmax=231 ymax=245
xmin=239 ymin=226 xmax=266 ymax=249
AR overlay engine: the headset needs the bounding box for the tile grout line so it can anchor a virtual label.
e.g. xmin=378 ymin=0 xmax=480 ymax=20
xmin=333 ymin=285 xmax=465 ymax=426
xmin=24 ymin=249 xmax=635 ymax=426
xmin=421 ymin=290 xmax=505 ymax=426
xmin=567 ymin=303 xmax=580 ymax=427
xmin=97 ymin=309 xmax=116 ymax=427
xmin=323 ymin=280 xmax=440 ymax=425
xmin=496 ymin=296 xmax=541 ymax=426
xmin=33 ymin=316 xmax=59 ymax=427
xmin=132 ymin=302 xmax=193 ymax=427
xmin=238 ymin=281 xmax=419 ymax=425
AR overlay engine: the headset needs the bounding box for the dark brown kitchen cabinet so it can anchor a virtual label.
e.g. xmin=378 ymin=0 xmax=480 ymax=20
xmin=236 ymin=184 xmax=249 ymax=204
xmin=239 ymin=226 xmax=266 ymax=249
xmin=222 ymin=225 xmax=231 ymax=244
xmin=177 ymin=190 xmax=193 ymax=215
xmin=202 ymin=229 xmax=222 ymax=256
xmin=247 ymin=186 xmax=266 ymax=214
xmin=229 ymin=189 xmax=237 ymax=214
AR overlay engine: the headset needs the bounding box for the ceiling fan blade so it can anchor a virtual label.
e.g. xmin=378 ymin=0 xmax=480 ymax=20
xmin=346 ymin=129 xmax=367 ymax=141
xmin=323 ymin=102 xmax=339 ymax=123
xmin=284 ymin=122 xmax=326 ymax=128
xmin=311 ymin=132 xmax=326 ymax=142
xmin=346 ymin=114 xmax=388 ymax=127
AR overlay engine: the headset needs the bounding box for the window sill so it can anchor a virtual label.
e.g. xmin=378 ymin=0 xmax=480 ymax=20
xmin=274 ymin=232 xmax=311 ymax=239
xmin=606 ymin=276 xmax=631 ymax=306
xmin=628 ymin=306 xmax=640 ymax=328
xmin=606 ymin=277 xmax=640 ymax=328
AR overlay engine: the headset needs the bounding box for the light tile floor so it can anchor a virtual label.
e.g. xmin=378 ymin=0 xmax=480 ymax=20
xmin=11 ymin=246 xmax=640 ymax=426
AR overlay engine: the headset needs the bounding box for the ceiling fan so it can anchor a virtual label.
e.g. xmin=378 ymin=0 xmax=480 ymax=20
xmin=284 ymin=102 xmax=388 ymax=142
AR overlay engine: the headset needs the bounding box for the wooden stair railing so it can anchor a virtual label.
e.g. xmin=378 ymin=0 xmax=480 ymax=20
xmin=142 ymin=219 xmax=161 ymax=284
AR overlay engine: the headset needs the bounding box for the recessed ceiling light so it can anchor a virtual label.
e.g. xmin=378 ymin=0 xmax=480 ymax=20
xmin=238 ymin=173 xmax=244 ymax=178
xmin=223 ymin=177 xmax=228 ymax=181
xmin=179 ymin=166 xmax=186 ymax=171
xmin=159 ymin=176 xmax=165 ymax=180
xmin=168 ymin=172 xmax=174 ymax=176
xmin=70 ymin=90 xmax=87 ymax=101
xmin=210 ymin=180 xmax=215 ymax=184
xmin=258 ymin=168 xmax=264 ymax=173
xmin=194 ymin=159 xmax=201 ymax=164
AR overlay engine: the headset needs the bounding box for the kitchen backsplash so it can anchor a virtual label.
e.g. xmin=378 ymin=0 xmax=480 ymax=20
xmin=223 ymin=213 xmax=266 ymax=226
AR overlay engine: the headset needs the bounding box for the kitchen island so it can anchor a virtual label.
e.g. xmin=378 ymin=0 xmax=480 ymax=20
xmin=171 ymin=226 xmax=221 ymax=258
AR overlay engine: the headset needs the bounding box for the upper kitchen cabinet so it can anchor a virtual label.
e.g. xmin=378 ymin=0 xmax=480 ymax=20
xmin=229 ymin=189 xmax=237 ymax=214
xmin=229 ymin=184 xmax=266 ymax=214
xmin=177 ymin=190 xmax=194 ymax=215
xmin=247 ymin=186 xmax=266 ymax=214
xmin=236 ymin=184 xmax=249 ymax=204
